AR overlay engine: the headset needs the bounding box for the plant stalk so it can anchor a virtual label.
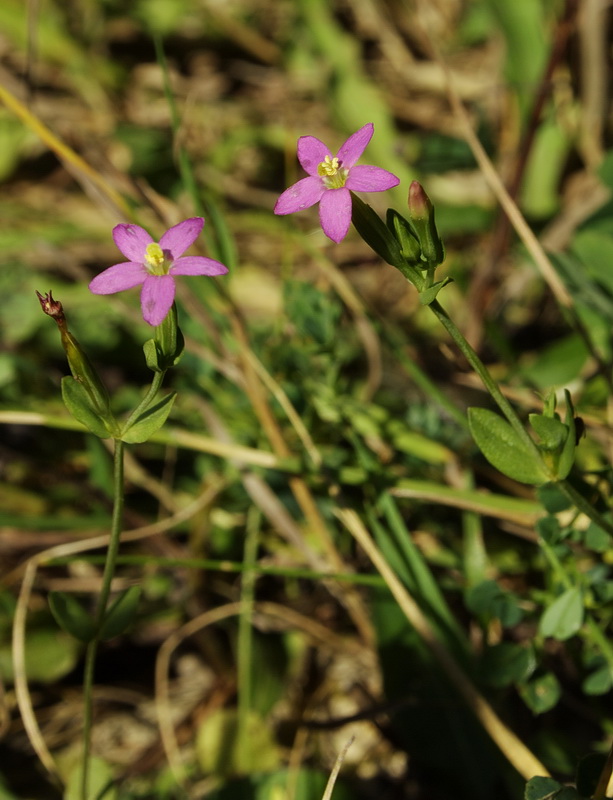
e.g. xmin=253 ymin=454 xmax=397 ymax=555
xmin=80 ymin=438 xmax=125 ymax=800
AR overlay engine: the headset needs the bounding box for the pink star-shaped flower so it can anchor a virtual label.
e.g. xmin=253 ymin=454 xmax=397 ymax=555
xmin=89 ymin=217 xmax=228 ymax=326
xmin=274 ymin=123 xmax=400 ymax=243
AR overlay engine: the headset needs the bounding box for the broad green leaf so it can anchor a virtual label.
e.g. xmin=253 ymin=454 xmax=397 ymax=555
xmin=98 ymin=587 xmax=141 ymax=641
xmin=121 ymin=392 xmax=176 ymax=444
xmin=468 ymin=407 xmax=548 ymax=485
xmin=0 ymin=628 xmax=81 ymax=683
xmin=519 ymin=672 xmax=561 ymax=714
xmin=61 ymin=377 xmax=112 ymax=439
xmin=539 ymin=587 xmax=584 ymax=640
xmin=582 ymin=663 xmax=613 ymax=695
xmin=537 ymin=483 xmax=571 ymax=513
xmin=465 ymin=580 xmax=523 ymax=627
xmin=524 ymin=776 xmax=563 ymax=800
xmin=49 ymin=591 xmax=96 ymax=643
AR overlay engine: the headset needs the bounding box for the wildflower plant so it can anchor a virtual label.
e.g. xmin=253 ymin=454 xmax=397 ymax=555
xmin=36 ymin=216 xmax=228 ymax=799
xmin=275 ymin=123 xmax=613 ymax=798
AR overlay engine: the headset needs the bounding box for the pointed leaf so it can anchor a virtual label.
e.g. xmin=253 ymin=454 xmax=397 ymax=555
xmin=121 ymin=392 xmax=176 ymax=443
xmin=61 ymin=377 xmax=112 ymax=439
xmin=99 ymin=586 xmax=141 ymax=641
xmin=419 ymin=277 xmax=453 ymax=306
xmin=49 ymin=591 xmax=96 ymax=642
xmin=468 ymin=407 xmax=548 ymax=485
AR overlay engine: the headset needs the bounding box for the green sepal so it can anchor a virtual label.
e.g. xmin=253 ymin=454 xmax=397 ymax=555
xmin=143 ymin=338 xmax=163 ymax=373
xmin=351 ymin=194 xmax=422 ymax=284
xmin=61 ymin=376 xmax=115 ymax=439
xmin=418 ymin=277 xmax=453 ymax=306
xmin=555 ymin=390 xmax=577 ymax=480
xmin=49 ymin=591 xmax=96 ymax=642
xmin=156 ymin=303 xmax=184 ymax=370
xmin=144 ymin=305 xmax=185 ymax=373
xmin=120 ymin=391 xmax=176 ymax=443
xmin=98 ymin=586 xmax=141 ymax=641
xmin=386 ymin=209 xmax=422 ymax=265
xmin=468 ymin=407 xmax=549 ymax=485
xmin=529 ymin=413 xmax=568 ymax=451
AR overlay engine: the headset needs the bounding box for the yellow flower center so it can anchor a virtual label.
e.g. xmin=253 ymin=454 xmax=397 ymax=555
xmin=317 ymin=155 xmax=348 ymax=189
xmin=144 ymin=242 xmax=167 ymax=275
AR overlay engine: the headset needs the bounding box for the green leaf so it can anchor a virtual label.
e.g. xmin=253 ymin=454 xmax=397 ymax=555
xmin=418 ymin=277 xmax=453 ymax=306
xmin=524 ymin=776 xmax=563 ymax=800
xmin=61 ymin=377 xmax=112 ymax=439
xmin=0 ymin=628 xmax=81 ymax=684
xmin=98 ymin=587 xmax=141 ymax=641
xmin=465 ymin=580 xmax=523 ymax=627
xmin=480 ymin=642 xmax=535 ymax=688
xmin=539 ymin=586 xmax=584 ymax=640
xmin=468 ymin=407 xmax=548 ymax=485
xmin=49 ymin=591 xmax=96 ymax=643
xmin=519 ymin=672 xmax=561 ymax=714
xmin=582 ymin=662 xmax=613 ymax=695
xmin=537 ymin=483 xmax=571 ymax=513
xmin=121 ymin=392 xmax=176 ymax=444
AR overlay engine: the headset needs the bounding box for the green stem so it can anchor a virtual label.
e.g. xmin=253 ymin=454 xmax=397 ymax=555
xmin=122 ymin=370 xmax=166 ymax=433
xmin=428 ymin=299 xmax=543 ymax=460
xmin=80 ymin=439 xmax=125 ymax=800
xmin=237 ymin=507 xmax=260 ymax=753
xmin=557 ymin=479 xmax=613 ymax=539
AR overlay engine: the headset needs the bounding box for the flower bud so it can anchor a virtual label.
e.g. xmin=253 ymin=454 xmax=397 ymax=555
xmin=36 ymin=290 xmax=113 ymax=422
xmin=407 ymin=181 xmax=445 ymax=268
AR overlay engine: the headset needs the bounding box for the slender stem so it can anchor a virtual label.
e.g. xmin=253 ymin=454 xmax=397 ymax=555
xmin=122 ymin=371 xmax=166 ymax=432
xmin=80 ymin=439 xmax=125 ymax=800
xmin=428 ymin=299 xmax=543 ymax=460
xmin=557 ymin=479 xmax=613 ymax=538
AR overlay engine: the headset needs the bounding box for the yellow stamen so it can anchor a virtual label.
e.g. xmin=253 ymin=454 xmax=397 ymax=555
xmin=144 ymin=242 xmax=166 ymax=274
xmin=317 ymin=155 xmax=340 ymax=177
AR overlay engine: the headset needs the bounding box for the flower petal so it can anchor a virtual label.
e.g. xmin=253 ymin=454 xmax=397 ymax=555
xmin=318 ymin=188 xmax=352 ymax=243
xmin=113 ymin=224 xmax=153 ymax=261
xmin=140 ymin=275 xmax=176 ymax=326
xmin=297 ymin=135 xmax=332 ymax=175
xmin=159 ymin=217 xmax=204 ymax=260
xmin=336 ymin=123 xmax=374 ymax=169
xmin=170 ymin=256 xmax=229 ymax=276
xmin=274 ymin=176 xmax=324 ymax=215
xmin=345 ymin=165 xmax=400 ymax=192
xmin=89 ymin=262 xmax=147 ymax=294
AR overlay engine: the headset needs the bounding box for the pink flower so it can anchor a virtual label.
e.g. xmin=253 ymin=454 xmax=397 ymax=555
xmin=274 ymin=123 xmax=400 ymax=243
xmin=89 ymin=217 xmax=228 ymax=326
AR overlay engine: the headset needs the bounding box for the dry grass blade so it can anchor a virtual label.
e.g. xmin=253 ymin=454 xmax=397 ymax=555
xmin=335 ymin=506 xmax=550 ymax=781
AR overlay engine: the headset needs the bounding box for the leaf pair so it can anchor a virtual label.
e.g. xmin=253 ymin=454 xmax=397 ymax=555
xmin=49 ymin=587 xmax=141 ymax=643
